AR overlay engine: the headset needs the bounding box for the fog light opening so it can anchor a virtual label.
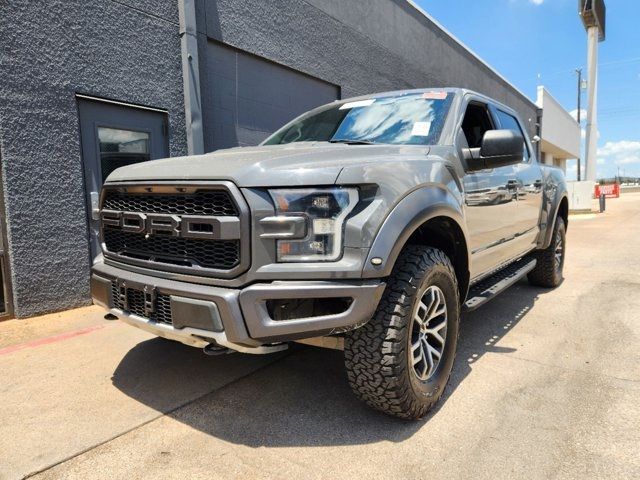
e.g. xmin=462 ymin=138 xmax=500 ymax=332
xmin=266 ymin=297 xmax=353 ymax=321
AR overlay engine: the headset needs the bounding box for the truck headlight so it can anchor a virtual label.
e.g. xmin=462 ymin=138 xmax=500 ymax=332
xmin=266 ymin=188 xmax=358 ymax=262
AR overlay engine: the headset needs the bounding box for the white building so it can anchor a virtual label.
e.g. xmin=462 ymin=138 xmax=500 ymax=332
xmin=536 ymin=86 xmax=581 ymax=173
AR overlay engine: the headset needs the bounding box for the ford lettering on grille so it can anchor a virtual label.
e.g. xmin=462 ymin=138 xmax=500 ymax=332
xmin=101 ymin=210 xmax=240 ymax=240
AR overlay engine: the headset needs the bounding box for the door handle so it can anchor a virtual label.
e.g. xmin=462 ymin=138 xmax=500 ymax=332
xmin=90 ymin=191 xmax=100 ymax=220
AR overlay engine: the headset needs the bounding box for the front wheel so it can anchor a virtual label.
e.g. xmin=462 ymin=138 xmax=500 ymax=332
xmin=344 ymin=246 xmax=460 ymax=419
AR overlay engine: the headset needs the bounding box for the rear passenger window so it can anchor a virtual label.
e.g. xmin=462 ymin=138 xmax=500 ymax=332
xmin=496 ymin=110 xmax=530 ymax=162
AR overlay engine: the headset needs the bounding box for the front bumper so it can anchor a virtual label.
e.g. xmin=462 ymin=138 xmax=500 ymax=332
xmin=91 ymin=262 xmax=385 ymax=353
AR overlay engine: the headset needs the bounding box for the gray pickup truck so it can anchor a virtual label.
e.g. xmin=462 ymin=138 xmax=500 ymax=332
xmin=91 ymin=88 xmax=568 ymax=419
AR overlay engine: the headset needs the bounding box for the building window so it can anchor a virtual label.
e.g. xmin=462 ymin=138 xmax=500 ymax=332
xmin=98 ymin=127 xmax=150 ymax=181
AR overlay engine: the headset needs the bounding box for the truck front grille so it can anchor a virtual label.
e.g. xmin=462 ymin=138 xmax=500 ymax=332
xmin=100 ymin=184 xmax=248 ymax=277
xmin=103 ymin=229 xmax=240 ymax=270
xmin=102 ymin=190 xmax=238 ymax=216
xmin=111 ymin=282 xmax=173 ymax=325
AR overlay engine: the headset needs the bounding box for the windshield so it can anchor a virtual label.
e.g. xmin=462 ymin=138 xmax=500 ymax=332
xmin=263 ymin=92 xmax=453 ymax=146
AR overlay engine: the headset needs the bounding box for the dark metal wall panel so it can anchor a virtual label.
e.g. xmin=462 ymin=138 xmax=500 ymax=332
xmin=203 ymin=42 xmax=340 ymax=151
xmin=197 ymin=0 xmax=538 ymax=136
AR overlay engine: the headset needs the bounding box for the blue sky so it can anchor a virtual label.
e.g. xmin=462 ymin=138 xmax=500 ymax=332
xmin=416 ymin=0 xmax=640 ymax=180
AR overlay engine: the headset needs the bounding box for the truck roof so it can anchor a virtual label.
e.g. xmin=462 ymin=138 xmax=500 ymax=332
xmin=337 ymin=87 xmax=467 ymax=103
xmin=333 ymin=87 xmax=520 ymax=119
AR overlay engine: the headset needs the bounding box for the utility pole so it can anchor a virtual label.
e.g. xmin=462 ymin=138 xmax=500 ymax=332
xmin=579 ymin=0 xmax=606 ymax=183
xmin=575 ymin=68 xmax=582 ymax=181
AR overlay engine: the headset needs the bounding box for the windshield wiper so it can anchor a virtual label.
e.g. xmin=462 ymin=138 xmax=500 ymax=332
xmin=328 ymin=139 xmax=378 ymax=145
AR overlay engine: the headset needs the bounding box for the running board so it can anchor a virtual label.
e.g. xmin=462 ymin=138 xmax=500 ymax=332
xmin=463 ymin=257 xmax=537 ymax=312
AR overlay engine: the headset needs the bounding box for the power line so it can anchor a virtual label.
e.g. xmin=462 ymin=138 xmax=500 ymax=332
xmin=600 ymin=114 xmax=640 ymax=119
xmin=599 ymin=56 xmax=640 ymax=68
xmin=537 ymin=55 xmax=640 ymax=82
xmin=600 ymin=107 xmax=640 ymax=114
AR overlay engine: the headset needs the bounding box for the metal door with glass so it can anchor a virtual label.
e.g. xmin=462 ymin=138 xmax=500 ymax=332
xmin=78 ymin=96 xmax=168 ymax=261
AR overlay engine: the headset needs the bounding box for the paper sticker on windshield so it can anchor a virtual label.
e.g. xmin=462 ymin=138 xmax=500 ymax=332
xmin=422 ymin=91 xmax=448 ymax=100
xmin=339 ymin=99 xmax=375 ymax=110
xmin=411 ymin=121 xmax=432 ymax=137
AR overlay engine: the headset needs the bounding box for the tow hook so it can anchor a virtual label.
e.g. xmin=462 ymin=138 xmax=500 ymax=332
xmin=203 ymin=343 xmax=232 ymax=356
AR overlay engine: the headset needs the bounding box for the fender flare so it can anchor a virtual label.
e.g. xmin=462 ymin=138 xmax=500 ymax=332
xmin=540 ymin=193 xmax=569 ymax=250
xmin=362 ymin=186 xmax=470 ymax=278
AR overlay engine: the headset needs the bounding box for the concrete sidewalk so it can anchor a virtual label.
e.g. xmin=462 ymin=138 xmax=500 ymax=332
xmin=1 ymin=194 xmax=639 ymax=480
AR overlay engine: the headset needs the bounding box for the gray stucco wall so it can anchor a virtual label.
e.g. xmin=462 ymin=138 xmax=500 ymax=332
xmin=197 ymin=0 xmax=538 ymax=139
xmin=0 ymin=0 xmax=187 ymax=317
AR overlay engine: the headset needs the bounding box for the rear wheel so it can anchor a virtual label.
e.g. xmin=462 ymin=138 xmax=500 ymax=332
xmin=344 ymin=246 xmax=459 ymax=419
xmin=528 ymin=216 xmax=566 ymax=288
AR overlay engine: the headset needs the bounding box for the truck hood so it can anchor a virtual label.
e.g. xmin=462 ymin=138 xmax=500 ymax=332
xmin=105 ymin=142 xmax=430 ymax=187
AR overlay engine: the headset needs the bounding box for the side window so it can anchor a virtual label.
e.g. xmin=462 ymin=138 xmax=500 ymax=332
xmin=495 ymin=110 xmax=530 ymax=162
xmin=460 ymin=103 xmax=493 ymax=148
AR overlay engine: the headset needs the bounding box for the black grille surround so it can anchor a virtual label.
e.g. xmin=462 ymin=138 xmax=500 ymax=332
xmin=111 ymin=281 xmax=173 ymax=325
xmin=100 ymin=183 xmax=250 ymax=279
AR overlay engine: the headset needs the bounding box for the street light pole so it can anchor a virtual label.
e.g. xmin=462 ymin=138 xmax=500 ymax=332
xmin=576 ymin=68 xmax=582 ymax=181
xmin=584 ymin=26 xmax=599 ymax=182
xmin=578 ymin=0 xmax=606 ymax=183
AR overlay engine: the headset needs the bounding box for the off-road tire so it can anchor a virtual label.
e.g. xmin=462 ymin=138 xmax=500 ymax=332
xmin=344 ymin=246 xmax=460 ymax=420
xmin=528 ymin=217 xmax=566 ymax=288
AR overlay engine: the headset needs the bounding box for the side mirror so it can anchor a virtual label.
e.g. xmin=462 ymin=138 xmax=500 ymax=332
xmin=465 ymin=129 xmax=524 ymax=171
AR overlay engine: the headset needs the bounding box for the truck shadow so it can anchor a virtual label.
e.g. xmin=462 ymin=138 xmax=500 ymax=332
xmin=112 ymin=279 xmax=546 ymax=446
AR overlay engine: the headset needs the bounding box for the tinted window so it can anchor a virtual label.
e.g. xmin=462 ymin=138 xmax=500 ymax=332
xmin=461 ymin=103 xmax=494 ymax=148
xmin=496 ymin=110 xmax=529 ymax=162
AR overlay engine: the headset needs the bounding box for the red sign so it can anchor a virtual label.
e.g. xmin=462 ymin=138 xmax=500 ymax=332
xmin=594 ymin=184 xmax=620 ymax=198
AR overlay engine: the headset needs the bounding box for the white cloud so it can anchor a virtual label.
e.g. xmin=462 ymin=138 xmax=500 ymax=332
xmin=569 ymin=109 xmax=587 ymax=122
xmin=509 ymin=0 xmax=544 ymax=5
xmin=617 ymin=157 xmax=640 ymax=165
xmin=596 ymin=140 xmax=640 ymax=173
xmin=598 ymin=140 xmax=640 ymax=158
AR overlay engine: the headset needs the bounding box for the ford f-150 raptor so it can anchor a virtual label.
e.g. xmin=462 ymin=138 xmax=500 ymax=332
xmin=91 ymin=88 xmax=568 ymax=419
